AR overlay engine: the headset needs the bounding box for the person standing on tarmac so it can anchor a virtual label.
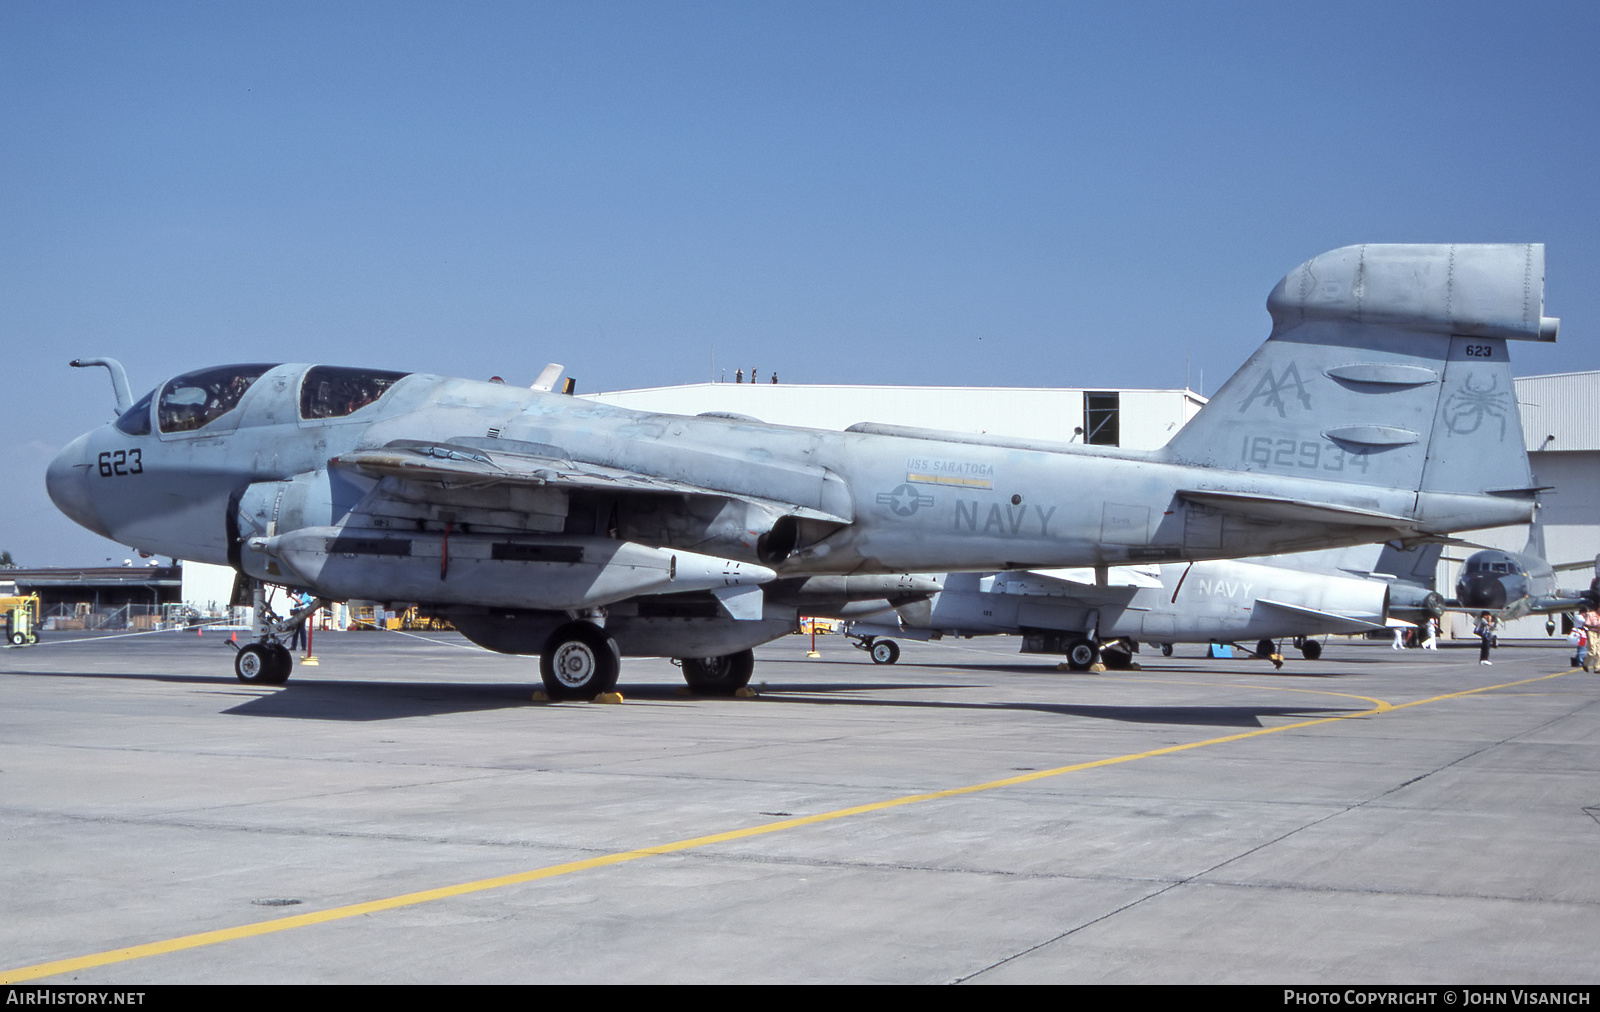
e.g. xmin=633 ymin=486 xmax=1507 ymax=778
xmin=289 ymin=590 xmax=309 ymax=651
xmin=1474 ymin=612 xmax=1498 ymax=666
xmin=1579 ymin=604 xmax=1600 ymax=673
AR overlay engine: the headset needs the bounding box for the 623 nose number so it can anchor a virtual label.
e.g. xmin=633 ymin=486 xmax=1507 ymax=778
xmin=98 ymin=449 xmax=142 ymax=476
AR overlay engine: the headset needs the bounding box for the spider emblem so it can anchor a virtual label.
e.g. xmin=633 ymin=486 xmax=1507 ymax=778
xmin=1442 ymin=374 xmax=1510 ymax=439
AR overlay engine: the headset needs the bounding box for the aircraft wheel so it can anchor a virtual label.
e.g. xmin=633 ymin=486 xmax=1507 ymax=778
xmin=870 ymin=639 xmax=900 ymax=665
xmin=680 ymin=649 xmax=755 ymax=695
xmin=235 ymin=643 xmax=277 ymax=685
xmin=1300 ymin=640 xmax=1323 ymax=660
xmin=1065 ymin=638 xmax=1099 ymax=671
xmin=260 ymin=643 xmax=293 ymax=685
xmin=1160 ymin=643 xmax=1174 ymax=657
xmin=1102 ymin=644 xmax=1135 ymax=669
xmin=1255 ymin=639 xmax=1275 ymax=658
xmin=540 ymin=622 xmax=621 ymax=700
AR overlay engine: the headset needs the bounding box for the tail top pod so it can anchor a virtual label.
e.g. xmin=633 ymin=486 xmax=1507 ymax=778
xmin=1165 ymin=244 xmax=1555 ymax=499
xmin=1266 ymin=243 xmax=1557 ymax=342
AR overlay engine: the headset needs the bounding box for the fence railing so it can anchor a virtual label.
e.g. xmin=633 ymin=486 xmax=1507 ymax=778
xmin=40 ymin=602 xmax=211 ymax=632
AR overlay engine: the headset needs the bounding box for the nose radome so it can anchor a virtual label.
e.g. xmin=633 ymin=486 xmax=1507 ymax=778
xmin=46 ymin=433 xmax=111 ymax=539
xmin=1458 ymin=573 xmax=1508 ymax=611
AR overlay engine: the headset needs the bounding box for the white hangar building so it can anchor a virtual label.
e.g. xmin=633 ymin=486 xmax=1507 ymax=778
xmin=585 ymin=382 xmax=1206 ymax=451
xmin=586 ymin=372 xmax=1600 ymax=639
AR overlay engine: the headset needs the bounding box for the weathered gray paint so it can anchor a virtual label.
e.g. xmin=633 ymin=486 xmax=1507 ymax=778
xmin=47 ymin=244 xmax=1553 ymax=663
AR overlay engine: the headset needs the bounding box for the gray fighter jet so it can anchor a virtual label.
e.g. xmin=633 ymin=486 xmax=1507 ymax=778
xmin=47 ymin=244 xmax=1554 ymax=698
xmin=838 ymin=544 xmax=1423 ymax=670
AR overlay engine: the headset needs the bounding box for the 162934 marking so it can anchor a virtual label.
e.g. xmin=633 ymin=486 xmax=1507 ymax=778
xmin=1241 ymin=435 xmax=1369 ymax=473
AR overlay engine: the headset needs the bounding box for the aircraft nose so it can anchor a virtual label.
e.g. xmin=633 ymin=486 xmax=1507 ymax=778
xmin=47 ymin=433 xmax=111 ymax=539
xmin=1458 ymin=573 xmax=1507 ymax=610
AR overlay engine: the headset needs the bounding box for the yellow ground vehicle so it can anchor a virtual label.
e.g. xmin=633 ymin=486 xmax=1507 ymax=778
xmin=2 ymin=593 xmax=41 ymax=646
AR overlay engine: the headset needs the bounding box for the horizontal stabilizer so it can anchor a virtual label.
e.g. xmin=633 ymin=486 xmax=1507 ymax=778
xmin=1177 ymin=490 xmax=1417 ymax=530
xmin=1254 ymin=597 xmax=1389 ymax=632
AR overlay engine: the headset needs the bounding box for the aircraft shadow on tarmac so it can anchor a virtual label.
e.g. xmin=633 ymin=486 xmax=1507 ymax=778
xmin=220 ymin=679 xmax=1354 ymax=728
xmin=727 ymin=686 xmax=1355 ymax=728
xmin=893 ymin=654 xmax=1474 ymax=677
xmin=1 ymin=668 xmax=1359 ymax=727
xmin=852 ymin=659 xmax=1358 ymax=679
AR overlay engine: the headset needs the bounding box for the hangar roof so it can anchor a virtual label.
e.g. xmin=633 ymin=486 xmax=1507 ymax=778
xmin=586 ymin=383 xmax=1205 ymax=451
xmin=589 ymin=372 xmax=1598 ymax=455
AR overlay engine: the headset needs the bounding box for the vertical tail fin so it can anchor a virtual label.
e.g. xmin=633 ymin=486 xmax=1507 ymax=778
xmin=1165 ymin=244 xmax=1555 ymax=501
xmin=1522 ymin=510 xmax=1548 ymax=560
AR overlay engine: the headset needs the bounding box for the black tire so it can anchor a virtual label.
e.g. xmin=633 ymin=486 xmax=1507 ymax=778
xmin=261 ymin=643 xmax=293 ymax=685
xmin=1102 ymin=645 xmax=1135 ymax=669
xmin=870 ymin=639 xmax=900 ymax=665
xmin=235 ymin=643 xmax=274 ymax=684
xmin=9 ymin=632 xmax=25 ymax=646
xmin=1159 ymin=643 xmax=1174 ymax=657
xmin=1065 ymin=638 xmax=1099 ymax=671
xmin=1256 ymin=639 xmax=1275 ymax=658
xmin=1300 ymin=639 xmax=1323 ymax=660
xmin=540 ymin=622 xmax=621 ymax=700
xmin=680 ymin=648 xmax=756 ymax=695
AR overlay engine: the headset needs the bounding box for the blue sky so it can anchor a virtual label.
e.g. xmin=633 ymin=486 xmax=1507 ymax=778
xmin=5 ymin=1 xmax=1597 ymax=564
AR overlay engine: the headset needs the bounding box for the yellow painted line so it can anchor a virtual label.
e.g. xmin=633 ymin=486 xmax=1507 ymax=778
xmin=0 ymin=667 xmax=1575 ymax=983
xmin=907 ymin=472 xmax=993 ymax=488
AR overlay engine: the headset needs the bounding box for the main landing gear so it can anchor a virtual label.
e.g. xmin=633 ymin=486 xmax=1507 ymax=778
xmin=678 ymin=649 xmax=756 ymax=695
xmin=539 ymin=621 xmax=622 ymax=700
xmin=230 ymin=581 xmax=325 ymax=686
xmin=536 ymin=618 xmax=759 ymax=699
xmin=1061 ymin=637 xmax=1137 ymax=671
xmin=1236 ymin=638 xmax=1284 ymax=670
xmin=1293 ymin=636 xmax=1323 ymax=660
xmin=1244 ymin=637 xmax=1323 ymax=667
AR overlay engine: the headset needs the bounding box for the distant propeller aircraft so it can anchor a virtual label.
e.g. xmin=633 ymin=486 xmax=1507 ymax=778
xmin=1451 ymin=520 xmax=1597 ymax=620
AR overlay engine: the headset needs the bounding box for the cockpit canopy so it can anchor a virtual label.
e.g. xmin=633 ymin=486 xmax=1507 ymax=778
xmin=300 ymin=365 xmax=410 ymax=419
xmin=112 ymin=364 xmax=415 ymax=436
xmin=158 ymin=364 xmax=276 ymax=433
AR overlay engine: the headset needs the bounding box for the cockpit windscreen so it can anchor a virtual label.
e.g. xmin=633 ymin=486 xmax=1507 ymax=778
xmin=300 ymin=366 xmax=410 ymax=420
xmin=114 ymin=389 xmax=155 ymax=435
xmin=157 ymin=365 xmax=276 ymax=433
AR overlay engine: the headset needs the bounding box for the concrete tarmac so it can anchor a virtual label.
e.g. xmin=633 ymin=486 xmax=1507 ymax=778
xmin=1 ymin=629 xmax=1596 ymax=984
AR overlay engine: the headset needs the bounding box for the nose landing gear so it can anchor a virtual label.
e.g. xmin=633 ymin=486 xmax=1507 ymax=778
xmin=229 ymin=580 xmax=327 ymax=686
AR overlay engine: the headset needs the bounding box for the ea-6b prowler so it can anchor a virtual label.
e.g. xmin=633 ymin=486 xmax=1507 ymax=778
xmin=48 ymin=244 xmax=1554 ymax=698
